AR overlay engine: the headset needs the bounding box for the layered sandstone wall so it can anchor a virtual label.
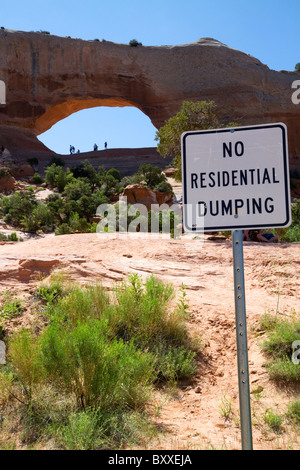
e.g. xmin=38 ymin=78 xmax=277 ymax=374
xmin=0 ymin=30 xmax=299 ymax=169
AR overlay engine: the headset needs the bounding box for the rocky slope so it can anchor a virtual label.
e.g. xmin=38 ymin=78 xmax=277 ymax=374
xmin=0 ymin=232 xmax=299 ymax=449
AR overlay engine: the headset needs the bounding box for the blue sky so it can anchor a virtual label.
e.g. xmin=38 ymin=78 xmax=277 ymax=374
xmin=2 ymin=0 xmax=299 ymax=154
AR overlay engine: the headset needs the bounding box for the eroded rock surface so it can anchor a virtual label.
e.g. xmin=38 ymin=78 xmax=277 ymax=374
xmin=0 ymin=31 xmax=299 ymax=170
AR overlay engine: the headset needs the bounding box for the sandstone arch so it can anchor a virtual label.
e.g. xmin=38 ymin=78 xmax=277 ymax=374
xmin=35 ymin=98 xmax=145 ymax=136
xmin=0 ymin=30 xmax=299 ymax=170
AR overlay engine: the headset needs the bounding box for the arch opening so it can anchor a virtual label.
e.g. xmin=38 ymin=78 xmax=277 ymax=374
xmin=38 ymin=103 xmax=158 ymax=155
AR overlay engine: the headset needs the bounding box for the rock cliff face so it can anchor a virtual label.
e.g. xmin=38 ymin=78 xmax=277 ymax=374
xmin=0 ymin=30 xmax=299 ymax=169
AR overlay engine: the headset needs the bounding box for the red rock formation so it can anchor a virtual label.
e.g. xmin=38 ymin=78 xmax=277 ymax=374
xmin=121 ymin=184 xmax=174 ymax=209
xmin=0 ymin=30 xmax=299 ymax=170
xmin=0 ymin=174 xmax=16 ymax=192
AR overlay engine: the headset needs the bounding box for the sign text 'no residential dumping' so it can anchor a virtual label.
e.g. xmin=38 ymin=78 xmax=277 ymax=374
xmin=181 ymin=123 xmax=291 ymax=232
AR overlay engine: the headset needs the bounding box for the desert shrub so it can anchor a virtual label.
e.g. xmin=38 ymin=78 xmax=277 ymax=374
xmin=49 ymin=408 xmax=105 ymax=450
xmin=260 ymin=312 xmax=300 ymax=383
xmin=0 ymin=291 xmax=23 ymax=321
xmin=39 ymin=318 xmax=155 ymax=409
xmin=35 ymin=275 xmax=67 ymax=307
xmin=275 ymin=199 xmax=300 ymax=242
xmin=129 ymin=39 xmax=142 ymax=47
xmin=8 ymin=329 xmax=44 ymax=402
xmin=286 ymin=399 xmax=300 ymax=423
xmin=106 ymin=168 xmax=121 ymax=182
xmin=100 ymin=173 xmax=121 ymax=197
xmin=71 ymin=160 xmax=104 ymax=190
xmin=45 ymin=164 xmax=73 ymax=191
xmin=68 ymin=212 xmax=90 ymax=232
xmin=32 ymin=172 xmax=43 ymax=184
xmin=63 ymin=179 xmax=92 ymax=201
xmin=55 ymin=223 xmax=73 ymax=236
xmin=263 ymin=408 xmax=283 ymax=432
xmin=9 ymin=231 xmax=18 ymax=241
xmin=109 ymin=274 xmax=196 ymax=381
xmin=0 ymin=191 xmax=37 ymax=226
xmin=0 ymin=232 xmax=19 ymax=242
xmin=138 ymin=163 xmax=166 ymax=189
xmin=120 ymin=173 xmax=143 ymax=188
xmin=155 ymin=100 xmax=237 ymax=181
xmin=154 ymin=181 xmax=174 ymax=193
xmin=3 ymin=275 xmax=197 ymax=448
xmin=21 ymin=202 xmax=55 ymax=233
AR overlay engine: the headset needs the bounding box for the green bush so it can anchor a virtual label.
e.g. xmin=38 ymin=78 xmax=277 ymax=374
xmin=260 ymin=313 xmax=300 ymax=383
xmin=275 ymin=199 xmax=300 ymax=242
xmin=21 ymin=202 xmax=55 ymax=233
xmin=286 ymin=399 xmax=300 ymax=423
xmin=263 ymin=408 xmax=283 ymax=432
xmin=8 ymin=329 xmax=43 ymax=402
xmin=154 ymin=181 xmax=174 ymax=193
xmin=0 ymin=232 xmax=19 ymax=242
xmin=50 ymin=408 xmax=105 ymax=450
xmin=63 ymin=179 xmax=91 ymax=201
xmin=129 ymin=39 xmax=142 ymax=47
xmin=55 ymin=223 xmax=73 ymax=236
xmin=40 ymin=318 xmax=154 ymax=409
xmin=4 ymin=275 xmax=197 ymax=449
xmin=9 ymin=232 xmax=18 ymax=241
xmin=32 ymin=173 xmax=43 ymax=184
xmin=109 ymin=274 xmax=196 ymax=381
xmin=45 ymin=164 xmax=73 ymax=191
xmin=106 ymin=168 xmax=121 ymax=182
xmin=138 ymin=163 xmax=166 ymax=189
xmin=0 ymin=191 xmax=37 ymax=226
xmin=0 ymin=291 xmax=23 ymax=321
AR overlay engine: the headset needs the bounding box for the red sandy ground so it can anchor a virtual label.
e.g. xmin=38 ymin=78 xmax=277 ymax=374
xmin=0 ymin=231 xmax=299 ymax=450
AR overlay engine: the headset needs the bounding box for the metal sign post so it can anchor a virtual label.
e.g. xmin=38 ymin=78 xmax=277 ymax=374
xmin=232 ymin=229 xmax=253 ymax=450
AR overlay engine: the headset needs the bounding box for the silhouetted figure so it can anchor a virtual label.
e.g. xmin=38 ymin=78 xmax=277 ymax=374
xmin=104 ymin=141 xmax=107 ymax=149
xmin=94 ymin=143 xmax=98 ymax=151
xmin=70 ymin=145 xmax=75 ymax=154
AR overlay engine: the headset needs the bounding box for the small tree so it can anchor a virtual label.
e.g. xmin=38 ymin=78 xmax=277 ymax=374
xmin=129 ymin=39 xmax=142 ymax=47
xmin=295 ymin=63 xmax=300 ymax=71
xmin=138 ymin=164 xmax=166 ymax=189
xmin=155 ymin=100 xmax=237 ymax=181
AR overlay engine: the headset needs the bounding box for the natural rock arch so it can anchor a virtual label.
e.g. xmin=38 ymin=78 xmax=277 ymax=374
xmin=0 ymin=30 xmax=299 ymax=170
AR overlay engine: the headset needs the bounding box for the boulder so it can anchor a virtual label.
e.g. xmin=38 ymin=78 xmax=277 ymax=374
xmin=10 ymin=164 xmax=35 ymax=179
xmin=121 ymin=184 xmax=174 ymax=209
xmin=0 ymin=174 xmax=16 ymax=192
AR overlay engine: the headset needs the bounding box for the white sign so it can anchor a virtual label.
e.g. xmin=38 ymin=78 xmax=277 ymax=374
xmin=181 ymin=123 xmax=291 ymax=232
